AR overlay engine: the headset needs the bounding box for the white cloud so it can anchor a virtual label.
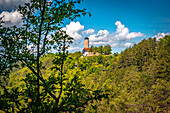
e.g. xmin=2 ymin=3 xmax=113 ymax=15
xmin=72 ymin=40 xmax=84 ymax=46
xmin=127 ymin=32 xmax=144 ymax=40
xmin=0 ymin=10 xmax=23 ymax=27
xmin=89 ymin=30 xmax=109 ymax=42
xmin=61 ymin=21 xmax=144 ymax=53
xmin=114 ymin=21 xmax=144 ymax=41
xmin=123 ymin=43 xmax=132 ymax=47
xmin=0 ymin=0 xmax=30 ymax=10
xmin=67 ymin=46 xmax=82 ymax=52
xmin=62 ymin=21 xmax=84 ymax=40
xmin=88 ymin=30 xmax=113 ymax=46
xmin=87 ymin=21 xmax=144 ymax=48
xmin=111 ymin=43 xmax=118 ymax=47
xmin=82 ymin=29 xmax=95 ymax=34
xmin=152 ymin=32 xmax=170 ymax=40
xmin=90 ymin=41 xmax=108 ymax=45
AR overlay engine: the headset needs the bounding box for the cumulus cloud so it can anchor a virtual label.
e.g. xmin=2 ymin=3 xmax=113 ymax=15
xmin=62 ymin=21 xmax=84 ymax=40
xmin=0 ymin=0 xmax=30 ymax=10
xmin=111 ymin=43 xmax=118 ymax=47
xmin=114 ymin=21 xmax=144 ymax=41
xmin=62 ymin=21 xmax=144 ymax=53
xmin=152 ymin=32 xmax=170 ymax=40
xmin=89 ymin=30 xmax=109 ymax=42
xmin=88 ymin=21 xmax=144 ymax=48
xmin=63 ymin=21 xmax=143 ymax=49
xmin=90 ymin=41 xmax=108 ymax=45
xmin=88 ymin=30 xmax=116 ymax=46
xmin=82 ymin=29 xmax=95 ymax=34
xmin=67 ymin=46 xmax=82 ymax=52
xmin=127 ymin=32 xmax=144 ymax=39
xmin=0 ymin=10 xmax=23 ymax=27
xmin=123 ymin=43 xmax=132 ymax=47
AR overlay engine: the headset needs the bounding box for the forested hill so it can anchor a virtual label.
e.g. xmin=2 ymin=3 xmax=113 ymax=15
xmin=118 ymin=35 xmax=169 ymax=81
xmin=5 ymin=36 xmax=170 ymax=112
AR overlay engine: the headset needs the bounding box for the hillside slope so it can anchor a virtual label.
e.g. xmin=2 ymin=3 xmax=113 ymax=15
xmin=3 ymin=36 xmax=170 ymax=112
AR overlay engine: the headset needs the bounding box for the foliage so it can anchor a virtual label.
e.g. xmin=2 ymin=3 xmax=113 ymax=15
xmin=1 ymin=34 xmax=169 ymax=112
xmin=0 ymin=0 xmax=169 ymax=112
xmin=89 ymin=44 xmax=112 ymax=55
xmin=0 ymin=0 xmax=107 ymax=112
xmin=65 ymin=36 xmax=169 ymax=112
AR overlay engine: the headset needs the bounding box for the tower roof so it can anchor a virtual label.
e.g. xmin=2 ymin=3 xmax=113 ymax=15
xmin=83 ymin=48 xmax=90 ymax=52
xmin=85 ymin=37 xmax=89 ymax=39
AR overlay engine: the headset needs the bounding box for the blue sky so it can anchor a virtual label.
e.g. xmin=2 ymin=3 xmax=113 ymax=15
xmin=0 ymin=0 xmax=170 ymax=53
xmin=75 ymin=0 xmax=170 ymax=33
xmin=64 ymin=0 xmax=170 ymax=53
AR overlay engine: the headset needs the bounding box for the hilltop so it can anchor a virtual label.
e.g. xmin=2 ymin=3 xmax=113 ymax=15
xmin=5 ymin=35 xmax=170 ymax=112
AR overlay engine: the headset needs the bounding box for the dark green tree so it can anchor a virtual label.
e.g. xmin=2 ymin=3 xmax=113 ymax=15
xmin=98 ymin=45 xmax=103 ymax=54
xmin=103 ymin=44 xmax=112 ymax=55
xmin=93 ymin=46 xmax=98 ymax=53
xmin=89 ymin=45 xmax=94 ymax=52
xmin=156 ymin=35 xmax=170 ymax=80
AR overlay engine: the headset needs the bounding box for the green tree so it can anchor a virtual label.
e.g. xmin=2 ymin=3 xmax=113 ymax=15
xmin=98 ymin=45 xmax=103 ymax=54
xmin=0 ymin=0 xmax=107 ymax=112
xmin=103 ymin=44 xmax=112 ymax=55
xmin=113 ymin=52 xmax=118 ymax=57
xmin=89 ymin=45 xmax=94 ymax=52
xmin=93 ymin=46 xmax=98 ymax=53
xmin=156 ymin=35 xmax=170 ymax=80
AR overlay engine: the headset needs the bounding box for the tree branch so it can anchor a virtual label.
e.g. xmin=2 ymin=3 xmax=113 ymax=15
xmin=36 ymin=0 xmax=47 ymax=105
xmin=57 ymin=35 xmax=66 ymax=104
xmin=40 ymin=22 xmax=50 ymax=56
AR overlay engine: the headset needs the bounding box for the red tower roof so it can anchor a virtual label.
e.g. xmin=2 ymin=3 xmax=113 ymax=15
xmin=83 ymin=48 xmax=90 ymax=51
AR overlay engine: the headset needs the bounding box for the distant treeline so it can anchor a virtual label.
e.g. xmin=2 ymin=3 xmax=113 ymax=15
xmin=88 ymin=44 xmax=112 ymax=55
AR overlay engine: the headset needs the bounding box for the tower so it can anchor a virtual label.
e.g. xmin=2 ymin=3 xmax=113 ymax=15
xmin=83 ymin=37 xmax=90 ymax=56
xmin=84 ymin=37 xmax=89 ymax=48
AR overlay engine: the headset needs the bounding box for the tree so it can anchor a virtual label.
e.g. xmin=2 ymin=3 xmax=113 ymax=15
xmin=89 ymin=45 xmax=94 ymax=52
xmin=113 ymin=52 xmax=118 ymax=57
xmin=156 ymin=35 xmax=170 ymax=80
xmin=93 ymin=46 xmax=98 ymax=53
xmin=98 ymin=45 xmax=103 ymax=54
xmin=0 ymin=0 xmax=107 ymax=112
xmin=103 ymin=44 xmax=112 ymax=55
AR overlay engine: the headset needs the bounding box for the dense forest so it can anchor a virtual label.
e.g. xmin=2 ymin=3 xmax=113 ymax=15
xmin=0 ymin=0 xmax=169 ymax=112
xmin=1 ymin=36 xmax=169 ymax=112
